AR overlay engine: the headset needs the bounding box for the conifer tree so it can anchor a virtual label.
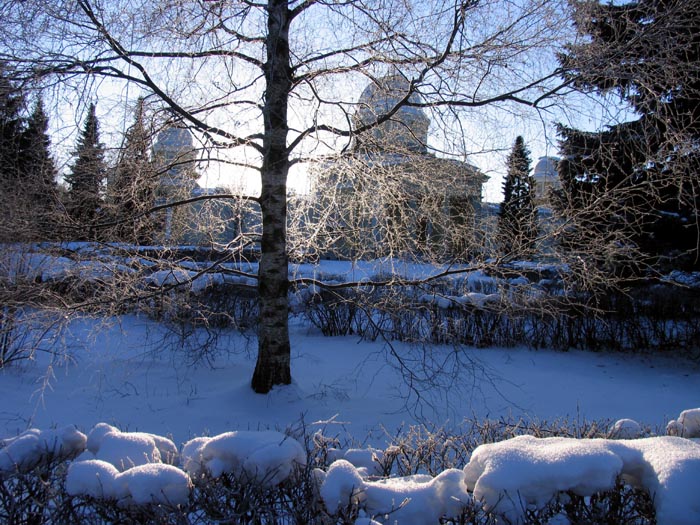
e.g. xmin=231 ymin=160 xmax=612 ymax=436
xmin=20 ymin=98 xmax=59 ymax=240
xmin=555 ymin=0 xmax=700 ymax=270
xmin=0 ymin=65 xmax=28 ymax=241
xmin=499 ymin=136 xmax=537 ymax=258
xmin=107 ymin=98 xmax=158 ymax=244
xmin=65 ymin=103 xmax=106 ymax=240
xmin=0 ymin=65 xmax=23 ymax=180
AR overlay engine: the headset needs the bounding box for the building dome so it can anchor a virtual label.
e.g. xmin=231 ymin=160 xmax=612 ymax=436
xmin=153 ymin=127 xmax=194 ymax=156
xmin=152 ymin=126 xmax=197 ymax=187
xmin=353 ymin=74 xmax=430 ymax=154
xmin=532 ymin=156 xmax=560 ymax=202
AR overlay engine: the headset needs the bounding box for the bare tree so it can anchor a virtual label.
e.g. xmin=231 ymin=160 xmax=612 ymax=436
xmin=1 ymin=0 xmax=571 ymax=393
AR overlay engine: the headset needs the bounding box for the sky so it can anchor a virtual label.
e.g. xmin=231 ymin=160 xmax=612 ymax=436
xmin=47 ymin=82 xmax=612 ymax=204
xmin=27 ymin=0 xmax=633 ymax=204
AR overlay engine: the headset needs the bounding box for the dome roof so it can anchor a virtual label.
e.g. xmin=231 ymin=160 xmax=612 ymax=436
xmin=354 ymin=74 xmax=430 ymax=153
xmin=152 ymin=126 xmax=197 ymax=183
xmin=533 ymin=156 xmax=559 ymax=181
xmin=153 ymin=127 xmax=193 ymax=154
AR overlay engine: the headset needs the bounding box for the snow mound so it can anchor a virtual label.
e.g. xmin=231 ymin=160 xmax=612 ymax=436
xmin=463 ymin=435 xmax=700 ymax=525
xmin=327 ymin=447 xmax=385 ymax=477
xmin=67 ymin=460 xmax=191 ymax=505
xmin=418 ymin=292 xmax=500 ymax=310
xmin=0 ymin=426 xmax=86 ymax=475
xmin=116 ymin=463 xmax=192 ymax=505
xmin=464 ymin=435 xmax=621 ymax=522
xmin=87 ymin=423 xmax=178 ymax=470
xmin=666 ymin=407 xmax=700 ymax=438
xmin=608 ymin=418 xmax=643 ymax=439
xmin=319 ymin=459 xmax=472 ymax=524
xmin=182 ymin=430 xmax=306 ymax=486
xmin=66 ymin=459 xmax=124 ymax=499
xmin=144 ymin=268 xmax=255 ymax=293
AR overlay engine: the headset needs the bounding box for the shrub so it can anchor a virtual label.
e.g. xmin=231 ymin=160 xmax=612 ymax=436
xmin=0 ymin=417 xmax=660 ymax=524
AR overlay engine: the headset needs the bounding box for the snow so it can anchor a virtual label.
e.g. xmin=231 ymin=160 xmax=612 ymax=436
xmin=95 ymin=430 xmax=163 ymax=471
xmin=319 ymin=459 xmax=471 ymax=524
xmin=182 ymin=430 xmax=306 ymax=485
xmin=1 ymin=257 xmax=700 ymax=520
xmin=418 ymin=292 xmax=501 ymax=310
xmin=0 ymin=426 xmax=86 ymax=475
xmin=116 ymin=463 xmax=191 ymax=505
xmin=328 ymin=447 xmax=386 ymax=477
xmin=144 ymin=268 xmax=256 ymax=292
xmin=608 ymin=418 xmax=643 ymax=439
xmin=62 ymin=426 xmax=303 ymax=506
xmin=664 ymin=270 xmax=700 ymax=289
xmin=665 ymin=407 xmax=700 ymax=438
xmin=66 ymin=459 xmax=191 ymax=505
xmin=463 ymin=435 xmax=700 ymax=525
xmin=87 ymin=423 xmax=179 ymax=467
xmin=464 ymin=435 xmax=623 ymax=522
xmin=66 ymin=459 xmax=123 ymax=499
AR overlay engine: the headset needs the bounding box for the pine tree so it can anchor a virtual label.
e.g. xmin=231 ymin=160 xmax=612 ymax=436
xmin=65 ymin=103 xmax=106 ymax=240
xmin=0 ymin=64 xmax=32 ymax=241
xmin=20 ymin=98 xmax=59 ymax=240
xmin=107 ymin=98 xmax=158 ymax=244
xmin=499 ymin=136 xmax=537 ymax=258
xmin=555 ymin=0 xmax=700 ymax=270
xmin=0 ymin=65 xmax=24 ymax=181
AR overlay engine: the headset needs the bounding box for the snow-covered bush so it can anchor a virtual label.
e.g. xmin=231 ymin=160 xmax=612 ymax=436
xmin=84 ymin=423 xmax=178 ymax=471
xmin=2 ymin=414 xmax=700 ymax=524
xmin=318 ymin=459 xmax=472 ymax=525
xmin=182 ymin=430 xmax=306 ymax=486
xmin=0 ymin=426 xmax=86 ymax=476
xmin=666 ymin=407 xmax=700 ymax=438
xmin=464 ymin=434 xmax=700 ymax=525
xmin=608 ymin=418 xmax=644 ymax=439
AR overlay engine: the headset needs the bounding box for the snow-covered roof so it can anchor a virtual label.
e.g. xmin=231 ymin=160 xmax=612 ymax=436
xmin=354 ymin=74 xmax=430 ymax=154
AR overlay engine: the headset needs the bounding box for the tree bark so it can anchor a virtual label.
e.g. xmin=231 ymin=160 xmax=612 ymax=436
xmin=251 ymin=0 xmax=293 ymax=394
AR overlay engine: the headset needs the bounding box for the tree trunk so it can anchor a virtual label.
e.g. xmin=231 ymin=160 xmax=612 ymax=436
xmin=251 ymin=0 xmax=293 ymax=394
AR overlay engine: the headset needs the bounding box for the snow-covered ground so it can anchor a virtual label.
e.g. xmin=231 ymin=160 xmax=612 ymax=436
xmin=2 ymin=314 xmax=700 ymax=523
xmin=2 ymin=249 xmax=700 ymax=523
xmin=3 ymin=314 xmax=698 ymax=445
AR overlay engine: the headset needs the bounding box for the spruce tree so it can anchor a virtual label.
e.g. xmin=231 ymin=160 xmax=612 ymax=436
xmin=107 ymin=98 xmax=157 ymax=244
xmin=499 ymin=136 xmax=537 ymax=259
xmin=20 ymin=98 xmax=59 ymax=240
xmin=0 ymin=65 xmax=27 ymax=241
xmin=0 ymin=65 xmax=24 ymax=182
xmin=65 ymin=103 xmax=106 ymax=240
xmin=555 ymin=0 xmax=700 ymax=270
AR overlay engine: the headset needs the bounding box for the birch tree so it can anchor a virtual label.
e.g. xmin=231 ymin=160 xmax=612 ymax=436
xmin=2 ymin=0 xmax=570 ymax=393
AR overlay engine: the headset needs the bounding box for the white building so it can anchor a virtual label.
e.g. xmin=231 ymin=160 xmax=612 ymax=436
xmin=532 ymin=156 xmax=560 ymax=204
xmin=152 ymin=126 xmax=239 ymax=247
xmin=312 ymin=73 xmax=487 ymax=261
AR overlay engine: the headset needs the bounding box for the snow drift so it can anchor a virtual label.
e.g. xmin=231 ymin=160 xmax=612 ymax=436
xmin=2 ymin=411 xmax=700 ymax=523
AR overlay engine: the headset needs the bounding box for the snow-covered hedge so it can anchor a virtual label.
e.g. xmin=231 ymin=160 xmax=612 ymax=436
xmin=2 ymin=410 xmax=700 ymax=524
xmin=5 ymin=243 xmax=700 ymax=357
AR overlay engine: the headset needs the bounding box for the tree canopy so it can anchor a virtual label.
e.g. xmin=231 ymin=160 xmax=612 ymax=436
xmin=499 ymin=136 xmax=537 ymax=259
xmin=555 ymin=0 xmax=700 ymax=271
xmin=1 ymin=0 xmax=572 ymax=392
